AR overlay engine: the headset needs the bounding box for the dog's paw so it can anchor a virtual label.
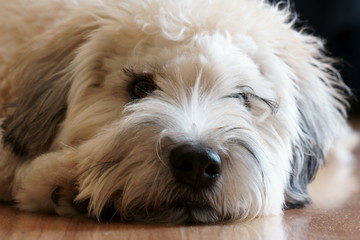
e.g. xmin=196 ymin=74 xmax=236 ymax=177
xmin=51 ymin=185 xmax=89 ymax=216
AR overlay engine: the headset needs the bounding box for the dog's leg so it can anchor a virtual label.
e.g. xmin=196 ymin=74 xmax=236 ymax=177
xmin=0 ymin=118 xmax=20 ymax=202
xmin=12 ymin=149 xmax=82 ymax=216
xmin=0 ymin=145 xmax=19 ymax=202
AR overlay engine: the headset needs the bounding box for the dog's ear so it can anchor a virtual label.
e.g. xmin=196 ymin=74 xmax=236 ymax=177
xmin=285 ymin=109 xmax=326 ymax=208
xmin=1 ymin=15 xmax=99 ymax=158
xmin=283 ymin=34 xmax=350 ymax=208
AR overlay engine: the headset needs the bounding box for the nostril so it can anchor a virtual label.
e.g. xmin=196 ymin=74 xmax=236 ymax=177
xmin=205 ymin=163 xmax=220 ymax=177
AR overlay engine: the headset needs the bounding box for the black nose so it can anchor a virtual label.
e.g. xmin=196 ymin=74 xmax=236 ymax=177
xmin=169 ymin=144 xmax=222 ymax=189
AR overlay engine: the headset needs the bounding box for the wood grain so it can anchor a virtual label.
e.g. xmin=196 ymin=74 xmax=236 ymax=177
xmin=1 ymin=119 xmax=359 ymax=240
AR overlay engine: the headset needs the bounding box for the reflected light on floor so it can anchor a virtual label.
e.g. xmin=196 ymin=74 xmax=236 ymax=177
xmin=308 ymin=130 xmax=359 ymax=209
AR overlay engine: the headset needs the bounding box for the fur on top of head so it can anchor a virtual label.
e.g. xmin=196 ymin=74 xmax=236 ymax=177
xmin=0 ymin=0 xmax=349 ymax=223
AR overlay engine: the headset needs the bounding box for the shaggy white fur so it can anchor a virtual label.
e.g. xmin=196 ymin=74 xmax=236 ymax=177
xmin=0 ymin=0 xmax=354 ymax=223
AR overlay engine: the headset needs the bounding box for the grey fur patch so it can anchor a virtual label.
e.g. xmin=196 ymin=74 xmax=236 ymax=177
xmin=285 ymin=108 xmax=324 ymax=209
xmin=1 ymin=19 xmax=98 ymax=158
xmin=2 ymin=77 xmax=69 ymax=157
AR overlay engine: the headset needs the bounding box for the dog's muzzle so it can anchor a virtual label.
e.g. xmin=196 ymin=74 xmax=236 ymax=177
xmin=169 ymin=144 xmax=222 ymax=189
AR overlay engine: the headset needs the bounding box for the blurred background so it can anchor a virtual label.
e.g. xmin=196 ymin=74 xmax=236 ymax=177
xmin=270 ymin=0 xmax=360 ymax=115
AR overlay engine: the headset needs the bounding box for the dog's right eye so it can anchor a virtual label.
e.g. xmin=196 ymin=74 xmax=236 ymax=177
xmin=132 ymin=78 xmax=157 ymax=99
xmin=125 ymin=69 xmax=157 ymax=99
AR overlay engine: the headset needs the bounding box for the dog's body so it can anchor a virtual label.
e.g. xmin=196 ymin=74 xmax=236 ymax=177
xmin=0 ymin=0 xmax=354 ymax=223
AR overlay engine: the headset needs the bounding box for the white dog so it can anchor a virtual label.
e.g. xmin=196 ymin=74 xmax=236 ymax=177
xmin=0 ymin=0 xmax=353 ymax=223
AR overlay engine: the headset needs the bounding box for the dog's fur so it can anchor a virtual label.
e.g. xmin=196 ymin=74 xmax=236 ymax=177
xmin=0 ymin=0 xmax=354 ymax=223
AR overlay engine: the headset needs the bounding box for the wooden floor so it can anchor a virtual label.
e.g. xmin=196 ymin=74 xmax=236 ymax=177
xmin=1 ymin=119 xmax=359 ymax=240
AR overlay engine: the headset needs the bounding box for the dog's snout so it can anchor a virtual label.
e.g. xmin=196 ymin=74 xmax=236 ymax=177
xmin=169 ymin=144 xmax=221 ymax=188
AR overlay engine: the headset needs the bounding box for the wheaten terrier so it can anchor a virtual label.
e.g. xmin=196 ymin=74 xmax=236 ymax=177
xmin=0 ymin=0 xmax=354 ymax=223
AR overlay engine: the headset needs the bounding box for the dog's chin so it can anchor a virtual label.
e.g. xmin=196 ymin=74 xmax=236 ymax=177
xmin=99 ymin=194 xmax=227 ymax=224
xmin=120 ymin=202 xmax=224 ymax=224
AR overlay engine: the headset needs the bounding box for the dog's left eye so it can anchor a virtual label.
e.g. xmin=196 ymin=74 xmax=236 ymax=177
xmin=227 ymin=93 xmax=251 ymax=109
xmin=237 ymin=93 xmax=251 ymax=109
xmin=227 ymin=91 xmax=279 ymax=113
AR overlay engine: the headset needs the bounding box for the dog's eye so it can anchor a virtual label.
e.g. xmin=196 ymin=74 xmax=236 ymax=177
xmin=125 ymin=70 xmax=157 ymax=99
xmin=237 ymin=93 xmax=251 ymax=109
xmin=132 ymin=79 xmax=157 ymax=99
xmin=226 ymin=91 xmax=279 ymax=113
xmin=227 ymin=93 xmax=251 ymax=109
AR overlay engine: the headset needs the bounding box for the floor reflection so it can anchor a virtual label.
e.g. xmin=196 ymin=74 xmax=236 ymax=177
xmin=308 ymin=130 xmax=359 ymax=209
xmin=187 ymin=216 xmax=286 ymax=240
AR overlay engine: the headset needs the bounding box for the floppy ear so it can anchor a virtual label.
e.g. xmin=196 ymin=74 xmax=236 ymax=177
xmin=283 ymin=34 xmax=350 ymax=208
xmin=285 ymin=110 xmax=326 ymax=208
xmin=1 ymin=15 xmax=99 ymax=158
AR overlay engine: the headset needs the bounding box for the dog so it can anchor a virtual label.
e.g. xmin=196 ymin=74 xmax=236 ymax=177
xmin=0 ymin=0 xmax=354 ymax=223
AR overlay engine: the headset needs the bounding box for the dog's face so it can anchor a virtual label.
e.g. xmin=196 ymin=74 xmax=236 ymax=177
xmin=68 ymin=34 xmax=291 ymax=223
xmin=2 ymin=0 xmax=349 ymax=223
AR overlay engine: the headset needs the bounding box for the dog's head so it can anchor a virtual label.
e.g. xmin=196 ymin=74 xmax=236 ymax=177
xmin=2 ymin=0 xmax=349 ymax=223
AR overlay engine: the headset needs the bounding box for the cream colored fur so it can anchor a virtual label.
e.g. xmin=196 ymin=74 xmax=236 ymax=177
xmin=0 ymin=0 xmax=354 ymax=223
